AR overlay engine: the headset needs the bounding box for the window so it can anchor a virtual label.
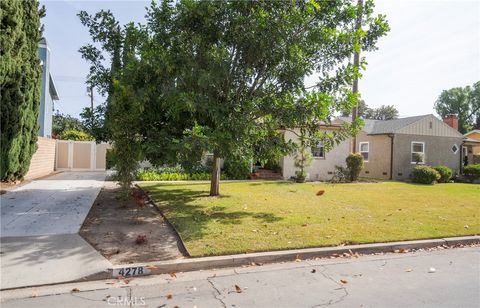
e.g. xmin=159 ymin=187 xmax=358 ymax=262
xmin=451 ymin=144 xmax=459 ymax=154
xmin=411 ymin=142 xmax=425 ymax=164
xmin=311 ymin=142 xmax=324 ymax=158
xmin=359 ymin=142 xmax=369 ymax=162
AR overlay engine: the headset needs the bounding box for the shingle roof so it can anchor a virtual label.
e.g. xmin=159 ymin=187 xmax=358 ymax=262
xmin=338 ymin=115 xmax=431 ymax=135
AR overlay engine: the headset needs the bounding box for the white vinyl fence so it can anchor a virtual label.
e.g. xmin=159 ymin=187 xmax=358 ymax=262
xmin=56 ymin=140 xmax=111 ymax=171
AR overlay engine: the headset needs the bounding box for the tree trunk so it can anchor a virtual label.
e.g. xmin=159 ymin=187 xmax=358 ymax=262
xmin=351 ymin=0 xmax=363 ymax=153
xmin=210 ymin=154 xmax=221 ymax=196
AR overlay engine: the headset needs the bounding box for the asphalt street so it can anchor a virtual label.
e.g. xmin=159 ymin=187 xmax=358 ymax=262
xmin=1 ymin=246 xmax=479 ymax=308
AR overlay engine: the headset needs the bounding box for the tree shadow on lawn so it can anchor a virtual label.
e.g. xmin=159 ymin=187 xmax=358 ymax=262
xmin=144 ymin=184 xmax=283 ymax=242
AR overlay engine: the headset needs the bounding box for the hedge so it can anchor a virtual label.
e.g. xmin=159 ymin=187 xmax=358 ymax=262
xmin=411 ymin=165 xmax=440 ymax=184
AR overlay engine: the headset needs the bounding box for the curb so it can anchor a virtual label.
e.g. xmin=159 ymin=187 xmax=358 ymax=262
xmin=108 ymin=235 xmax=479 ymax=278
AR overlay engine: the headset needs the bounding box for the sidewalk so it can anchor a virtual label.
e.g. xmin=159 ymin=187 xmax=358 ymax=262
xmin=0 ymin=172 xmax=111 ymax=289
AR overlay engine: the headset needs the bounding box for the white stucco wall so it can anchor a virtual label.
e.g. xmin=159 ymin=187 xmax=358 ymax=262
xmin=280 ymin=129 xmax=351 ymax=181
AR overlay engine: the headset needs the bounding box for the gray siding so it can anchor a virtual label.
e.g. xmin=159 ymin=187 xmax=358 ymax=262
xmin=392 ymin=134 xmax=463 ymax=180
xmin=397 ymin=114 xmax=463 ymax=138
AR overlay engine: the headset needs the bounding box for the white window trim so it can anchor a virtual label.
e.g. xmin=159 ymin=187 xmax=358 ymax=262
xmin=411 ymin=141 xmax=425 ymax=164
xmin=359 ymin=142 xmax=369 ymax=162
xmin=311 ymin=142 xmax=325 ymax=159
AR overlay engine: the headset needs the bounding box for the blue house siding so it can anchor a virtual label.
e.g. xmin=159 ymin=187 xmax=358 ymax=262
xmin=38 ymin=39 xmax=58 ymax=138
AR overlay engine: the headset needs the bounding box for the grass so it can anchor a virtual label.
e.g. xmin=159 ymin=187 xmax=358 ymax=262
xmin=139 ymin=181 xmax=480 ymax=257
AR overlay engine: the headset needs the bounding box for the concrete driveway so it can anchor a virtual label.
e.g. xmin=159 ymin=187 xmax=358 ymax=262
xmin=1 ymin=172 xmax=106 ymax=237
xmin=0 ymin=172 xmax=112 ymax=289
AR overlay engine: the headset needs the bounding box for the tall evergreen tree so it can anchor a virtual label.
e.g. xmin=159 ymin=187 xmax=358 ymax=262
xmin=0 ymin=0 xmax=45 ymax=181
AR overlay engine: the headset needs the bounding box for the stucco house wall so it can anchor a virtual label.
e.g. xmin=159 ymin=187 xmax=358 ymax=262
xmin=392 ymin=134 xmax=463 ymax=180
xmin=356 ymin=132 xmax=392 ymax=180
xmin=281 ymin=129 xmax=350 ymax=181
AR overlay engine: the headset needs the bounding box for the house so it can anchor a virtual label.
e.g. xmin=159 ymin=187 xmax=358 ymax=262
xmin=280 ymin=125 xmax=351 ymax=180
xmin=38 ymin=38 xmax=59 ymax=138
xmin=280 ymin=114 xmax=465 ymax=181
xmin=23 ymin=38 xmax=60 ymax=180
xmin=463 ymin=129 xmax=480 ymax=165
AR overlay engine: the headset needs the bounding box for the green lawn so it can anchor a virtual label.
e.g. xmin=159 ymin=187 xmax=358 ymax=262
xmin=140 ymin=181 xmax=480 ymax=257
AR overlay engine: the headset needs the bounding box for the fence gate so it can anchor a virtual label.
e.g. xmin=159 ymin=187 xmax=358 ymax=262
xmin=56 ymin=140 xmax=111 ymax=171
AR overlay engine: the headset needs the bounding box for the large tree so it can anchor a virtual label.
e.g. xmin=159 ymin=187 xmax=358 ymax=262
xmin=434 ymin=81 xmax=480 ymax=133
xmin=341 ymin=100 xmax=398 ymax=120
xmin=52 ymin=111 xmax=85 ymax=137
xmin=0 ymin=0 xmax=45 ymax=181
xmin=79 ymin=0 xmax=388 ymax=196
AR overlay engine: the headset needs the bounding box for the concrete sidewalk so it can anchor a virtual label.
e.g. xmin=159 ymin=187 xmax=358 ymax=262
xmin=2 ymin=247 xmax=478 ymax=307
xmin=0 ymin=172 xmax=111 ymax=289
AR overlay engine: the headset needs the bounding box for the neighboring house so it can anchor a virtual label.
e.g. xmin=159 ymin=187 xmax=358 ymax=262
xmin=281 ymin=114 xmax=464 ymax=181
xmin=24 ymin=38 xmax=60 ymax=180
xmin=280 ymin=125 xmax=351 ymax=180
xmin=38 ymin=38 xmax=59 ymax=138
xmin=463 ymin=129 xmax=480 ymax=165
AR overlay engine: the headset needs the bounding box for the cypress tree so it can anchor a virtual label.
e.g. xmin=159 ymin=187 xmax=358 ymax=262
xmin=0 ymin=0 xmax=45 ymax=181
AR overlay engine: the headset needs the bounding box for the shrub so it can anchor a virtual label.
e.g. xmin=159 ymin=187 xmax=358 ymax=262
xmin=136 ymin=169 xmax=227 ymax=181
xmin=346 ymin=153 xmax=364 ymax=182
xmin=411 ymin=165 xmax=440 ymax=184
xmin=294 ymin=147 xmax=312 ymax=183
xmin=106 ymin=149 xmax=116 ymax=170
xmin=331 ymin=165 xmax=349 ymax=183
xmin=464 ymin=164 xmax=480 ymax=182
xmin=433 ymin=165 xmax=453 ymax=183
xmin=223 ymin=155 xmax=252 ymax=180
xmin=60 ymin=129 xmax=94 ymax=141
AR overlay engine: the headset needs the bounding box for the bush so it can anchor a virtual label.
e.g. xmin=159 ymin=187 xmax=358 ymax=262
xmin=60 ymin=129 xmax=94 ymax=141
xmin=106 ymin=149 xmax=116 ymax=170
xmin=411 ymin=165 xmax=440 ymax=184
xmin=433 ymin=166 xmax=453 ymax=183
xmin=136 ymin=169 xmax=228 ymax=181
xmin=223 ymin=155 xmax=252 ymax=180
xmin=464 ymin=164 xmax=480 ymax=182
xmin=346 ymin=153 xmax=364 ymax=182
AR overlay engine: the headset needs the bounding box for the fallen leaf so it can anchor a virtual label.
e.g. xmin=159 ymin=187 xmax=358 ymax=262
xmin=340 ymin=279 xmax=348 ymax=284
xmin=167 ymin=294 xmax=173 ymax=299
xmin=316 ymin=190 xmax=325 ymax=196
xmin=301 ymin=224 xmax=308 ymax=227
xmin=311 ymin=269 xmax=316 ymax=273
xmin=464 ymin=225 xmax=469 ymax=229
xmin=169 ymin=272 xmax=177 ymax=278
xmin=235 ymin=285 xmax=242 ymax=293
xmin=405 ymin=268 xmax=413 ymax=272
xmin=71 ymin=288 xmax=80 ymax=293
xmin=146 ymin=265 xmax=158 ymax=270
xmin=428 ymin=267 xmax=436 ymax=273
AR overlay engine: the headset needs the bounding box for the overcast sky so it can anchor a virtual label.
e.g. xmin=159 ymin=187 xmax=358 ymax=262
xmin=40 ymin=0 xmax=480 ymax=118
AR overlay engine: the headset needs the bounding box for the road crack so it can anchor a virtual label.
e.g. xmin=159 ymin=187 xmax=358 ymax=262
xmin=207 ymin=277 xmax=228 ymax=308
xmin=311 ymin=266 xmax=349 ymax=307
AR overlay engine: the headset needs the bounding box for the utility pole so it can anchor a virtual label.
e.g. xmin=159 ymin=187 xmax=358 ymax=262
xmin=351 ymin=0 xmax=363 ymax=153
xmin=88 ymin=86 xmax=94 ymax=111
xmin=88 ymin=86 xmax=94 ymax=125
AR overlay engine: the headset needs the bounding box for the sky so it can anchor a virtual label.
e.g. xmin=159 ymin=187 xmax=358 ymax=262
xmin=40 ymin=0 xmax=480 ymax=118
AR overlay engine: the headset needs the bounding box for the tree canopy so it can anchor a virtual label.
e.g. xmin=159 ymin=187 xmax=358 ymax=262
xmin=434 ymin=81 xmax=480 ymax=133
xmin=341 ymin=100 xmax=398 ymax=120
xmin=79 ymin=0 xmax=389 ymax=195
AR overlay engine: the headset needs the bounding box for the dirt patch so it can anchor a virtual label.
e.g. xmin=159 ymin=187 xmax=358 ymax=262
xmin=80 ymin=181 xmax=185 ymax=265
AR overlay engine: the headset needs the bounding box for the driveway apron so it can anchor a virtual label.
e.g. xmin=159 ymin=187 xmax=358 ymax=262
xmin=0 ymin=172 xmax=112 ymax=289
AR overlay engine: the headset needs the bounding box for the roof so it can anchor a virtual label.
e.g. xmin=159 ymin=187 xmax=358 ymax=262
xmin=49 ymin=74 xmax=59 ymax=100
xmin=338 ymin=114 xmax=440 ymax=135
xmin=464 ymin=130 xmax=480 ymax=136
